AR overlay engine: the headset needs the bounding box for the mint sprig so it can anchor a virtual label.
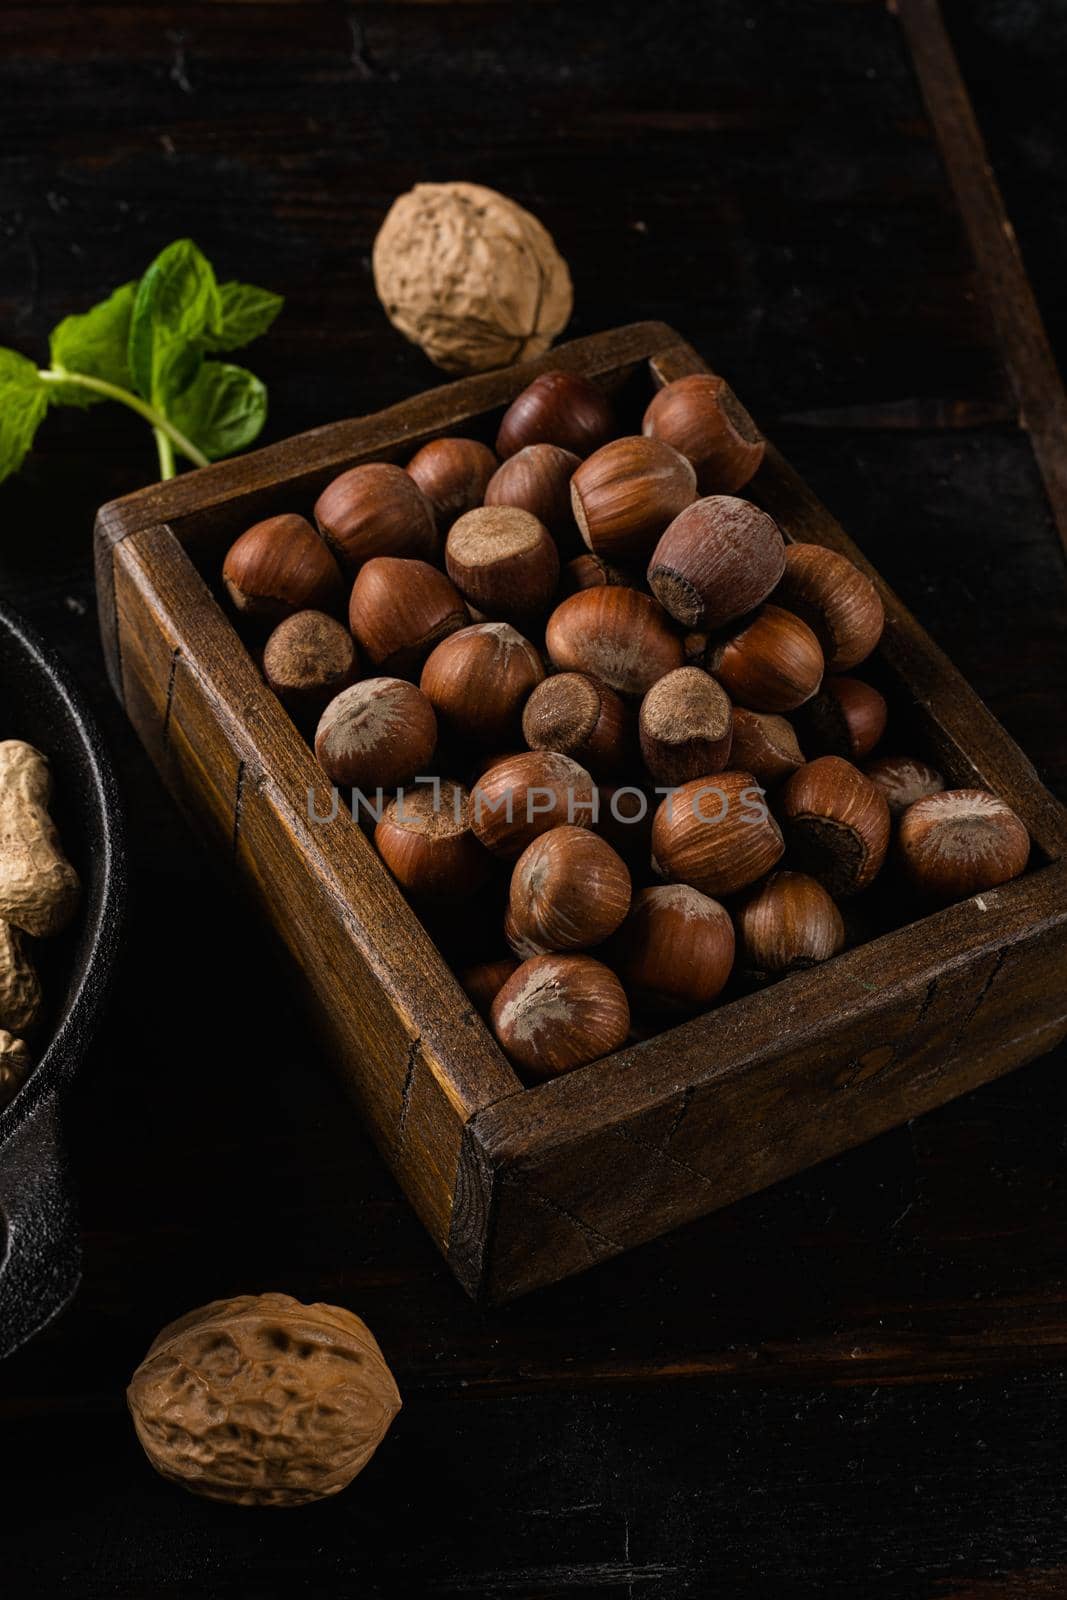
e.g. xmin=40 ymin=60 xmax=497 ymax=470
xmin=0 ymin=239 xmax=283 ymax=485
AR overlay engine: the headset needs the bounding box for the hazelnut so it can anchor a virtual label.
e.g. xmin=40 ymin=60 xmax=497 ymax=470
xmin=647 ymin=496 xmax=786 ymax=631
xmin=772 ymin=543 xmax=884 ymax=671
xmin=606 ymin=883 xmax=735 ymax=1014
xmin=485 ymin=443 xmax=580 ymax=540
xmin=315 ymin=462 xmax=437 ymax=574
xmin=127 ymin=1292 xmax=400 ymax=1507
xmin=444 ymin=506 xmax=560 ymax=623
xmin=736 ymin=870 xmax=845 ymax=980
xmin=707 ymin=604 xmax=824 ymax=714
xmin=421 ymin=621 xmax=545 ymax=743
xmin=571 ymin=436 xmax=697 ymax=562
xmin=495 ymin=370 xmax=614 ymax=459
xmin=780 ymin=755 xmax=890 ymax=897
xmin=638 ymin=666 xmax=733 ymax=785
xmin=522 ymin=672 xmax=630 ymax=776
xmin=797 ymin=675 xmax=888 ymax=761
xmin=263 ymin=610 xmax=358 ymax=723
xmin=222 ymin=514 xmax=344 ymax=624
xmin=348 ymin=557 xmax=468 ymax=677
xmin=314 ymin=678 xmax=437 ymax=791
xmin=642 ymin=374 xmax=765 ymax=493
xmin=470 ymin=750 xmax=595 ymax=858
xmin=730 ymin=707 xmax=805 ymax=787
xmin=460 ymin=956 xmax=519 ymax=1018
xmin=490 ymin=953 xmax=630 ymax=1078
xmin=375 ymin=779 xmax=490 ymax=899
xmin=508 ymin=825 xmax=631 ymax=954
xmin=545 ymin=588 xmax=685 ymax=698
xmin=651 ymin=771 xmax=785 ymax=897
xmin=897 ymin=789 xmax=1030 ymax=903
xmin=863 ymin=754 xmax=945 ymax=818
xmin=562 ymin=553 xmax=632 ymax=593
xmin=683 ymin=630 xmax=709 ymax=667
xmin=406 ymin=437 xmax=498 ymax=528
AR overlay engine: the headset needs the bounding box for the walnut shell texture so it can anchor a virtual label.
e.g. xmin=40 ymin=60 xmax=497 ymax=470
xmin=127 ymin=1292 xmax=401 ymax=1507
xmin=373 ymin=182 xmax=574 ymax=374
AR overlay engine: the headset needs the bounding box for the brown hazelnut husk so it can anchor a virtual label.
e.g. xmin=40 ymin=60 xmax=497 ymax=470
xmin=606 ymin=883 xmax=735 ymax=1014
xmin=315 ymin=462 xmax=438 ymax=574
xmin=445 ymin=505 xmax=560 ymax=624
xmin=508 ymin=825 xmax=631 ymax=955
xmin=127 ymin=1292 xmax=401 ymax=1508
xmin=469 ymin=750 xmax=596 ymax=859
xmin=522 ymin=672 xmax=630 ymax=777
xmin=642 ymin=374 xmax=765 ymax=493
xmin=651 ymin=770 xmax=784 ymax=897
xmin=707 ymin=604 xmax=824 ymax=714
xmin=772 ymin=543 xmax=884 ymax=672
xmin=490 ymin=953 xmax=629 ymax=1078
xmin=562 ymin=553 xmax=633 ymax=594
xmin=863 ymin=754 xmax=945 ymax=818
xmin=796 ymin=675 xmax=888 ymax=761
xmin=222 ymin=514 xmax=345 ymax=624
xmin=735 ymin=870 xmax=845 ymax=981
xmin=780 ymin=755 xmax=890 ymax=897
xmin=348 ymin=557 xmax=468 ymax=678
xmin=314 ymin=678 xmax=437 ymax=791
xmin=263 ymin=610 xmax=359 ymax=724
xmin=484 ymin=443 xmax=580 ymax=540
xmin=897 ymin=789 xmax=1030 ymax=904
xmin=421 ymin=622 xmax=545 ymax=744
xmin=545 ymin=588 xmax=685 ymax=698
xmin=730 ymin=708 xmax=805 ymax=787
xmin=406 ymin=437 xmax=498 ymax=529
xmin=495 ymin=371 xmax=615 ymax=459
xmin=571 ymin=436 xmax=697 ymax=563
xmin=375 ymin=779 xmax=490 ymax=900
xmin=638 ymin=666 xmax=733 ymax=785
xmin=460 ymin=957 xmax=519 ymax=1019
xmin=647 ymin=496 xmax=786 ymax=632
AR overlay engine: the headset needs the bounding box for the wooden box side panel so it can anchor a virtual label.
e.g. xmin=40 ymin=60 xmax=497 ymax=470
xmin=466 ymin=876 xmax=1067 ymax=1300
xmin=109 ymin=523 xmax=520 ymax=1254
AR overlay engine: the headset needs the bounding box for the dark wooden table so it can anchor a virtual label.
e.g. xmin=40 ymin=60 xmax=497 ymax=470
xmin=2 ymin=4 xmax=1067 ymax=1595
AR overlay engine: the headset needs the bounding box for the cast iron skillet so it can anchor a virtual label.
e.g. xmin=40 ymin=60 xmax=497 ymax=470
xmin=0 ymin=600 xmax=124 ymax=1357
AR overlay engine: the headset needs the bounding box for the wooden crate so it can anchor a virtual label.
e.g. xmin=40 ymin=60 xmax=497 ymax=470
xmin=94 ymin=322 xmax=1067 ymax=1303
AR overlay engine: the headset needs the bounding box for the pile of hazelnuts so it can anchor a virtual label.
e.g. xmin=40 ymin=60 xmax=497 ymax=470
xmin=220 ymin=369 xmax=1032 ymax=1081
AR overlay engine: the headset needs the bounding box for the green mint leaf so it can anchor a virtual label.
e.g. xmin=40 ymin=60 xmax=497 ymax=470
xmin=166 ymin=360 xmax=267 ymax=461
xmin=48 ymin=281 xmax=138 ymax=405
xmin=205 ymin=282 xmax=284 ymax=352
xmin=128 ymin=239 xmax=221 ymax=403
xmin=0 ymin=350 xmax=49 ymax=484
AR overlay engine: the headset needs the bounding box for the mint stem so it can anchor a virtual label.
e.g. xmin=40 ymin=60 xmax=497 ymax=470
xmin=37 ymin=368 xmax=210 ymax=470
xmin=154 ymin=427 xmax=176 ymax=480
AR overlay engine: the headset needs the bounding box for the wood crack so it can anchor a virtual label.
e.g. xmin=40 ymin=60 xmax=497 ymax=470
xmin=161 ymin=645 xmax=182 ymax=755
xmin=395 ymin=1036 xmax=421 ymax=1156
xmin=505 ymin=1173 xmax=622 ymax=1259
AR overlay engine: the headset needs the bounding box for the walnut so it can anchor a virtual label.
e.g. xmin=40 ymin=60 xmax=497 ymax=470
xmin=0 ymin=1030 xmax=31 ymax=1110
xmin=373 ymin=181 xmax=573 ymax=374
xmin=127 ymin=1292 xmax=401 ymax=1507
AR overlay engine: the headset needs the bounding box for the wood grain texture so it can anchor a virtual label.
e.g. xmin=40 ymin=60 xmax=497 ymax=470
xmin=109 ymin=519 xmax=520 ymax=1250
xmin=5 ymin=5 xmax=1067 ymax=1593
xmin=96 ymin=322 xmax=1067 ymax=1303
xmin=893 ymin=0 xmax=1067 ymax=558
